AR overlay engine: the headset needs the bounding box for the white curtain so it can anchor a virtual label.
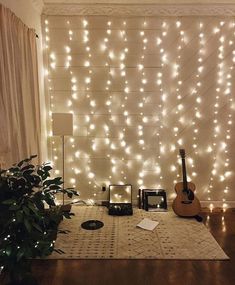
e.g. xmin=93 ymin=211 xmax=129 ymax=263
xmin=0 ymin=4 xmax=41 ymax=167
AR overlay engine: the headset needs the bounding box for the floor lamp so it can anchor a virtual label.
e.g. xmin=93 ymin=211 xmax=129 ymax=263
xmin=52 ymin=113 xmax=73 ymax=205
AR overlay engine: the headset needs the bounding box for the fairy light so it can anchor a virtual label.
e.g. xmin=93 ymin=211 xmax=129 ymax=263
xmin=218 ymin=21 xmax=235 ymax=206
xmin=187 ymin=22 xmax=205 ymax=185
xmin=136 ymin=20 xmax=148 ymax=187
xmin=45 ymin=17 xmax=235 ymax=208
xmin=45 ymin=18 xmax=60 ymax=175
xmin=207 ymin=22 xmax=225 ymax=204
xmin=169 ymin=20 xmax=187 ymax=185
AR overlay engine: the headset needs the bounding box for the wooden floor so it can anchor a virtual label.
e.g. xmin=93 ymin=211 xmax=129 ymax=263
xmin=29 ymin=209 xmax=235 ymax=285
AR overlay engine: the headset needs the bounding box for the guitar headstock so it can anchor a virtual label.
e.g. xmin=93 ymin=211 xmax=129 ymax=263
xmin=179 ymin=149 xmax=186 ymax=159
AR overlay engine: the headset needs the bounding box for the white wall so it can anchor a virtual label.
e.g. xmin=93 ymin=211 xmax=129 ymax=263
xmin=0 ymin=0 xmax=48 ymax=162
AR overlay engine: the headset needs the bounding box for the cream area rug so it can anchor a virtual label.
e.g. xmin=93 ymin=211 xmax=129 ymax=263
xmin=47 ymin=206 xmax=229 ymax=260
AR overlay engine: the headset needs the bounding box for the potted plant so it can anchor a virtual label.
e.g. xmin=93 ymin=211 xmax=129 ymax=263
xmin=0 ymin=155 xmax=78 ymax=285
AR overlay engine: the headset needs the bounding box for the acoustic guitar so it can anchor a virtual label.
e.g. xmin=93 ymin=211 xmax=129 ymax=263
xmin=172 ymin=149 xmax=201 ymax=219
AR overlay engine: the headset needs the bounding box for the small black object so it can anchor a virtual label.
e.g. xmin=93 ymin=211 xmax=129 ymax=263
xmin=101 ymin=200 xmax=109 ymax=207
xmin=194 ymin=215 xmax=203 ymax=222
xmin=102 ymin=185 xmax=106 ymax=191
xmin=81 ymin=220 xmax=104 ymax=230
xmin=108 ymin=204 xmax=133 ymax=216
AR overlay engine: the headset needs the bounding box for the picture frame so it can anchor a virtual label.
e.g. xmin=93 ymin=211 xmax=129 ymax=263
xmin=108 ymin=184 xmax=133 ymax=216
xmin=140 ymin=189 xmax=167 ymax=211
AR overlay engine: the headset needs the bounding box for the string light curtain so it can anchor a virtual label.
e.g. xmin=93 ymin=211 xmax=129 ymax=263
xmin=43 ymin=16 xmax=235 ymax=207
xmin=0 ymin=4 xmax=41 ymax=166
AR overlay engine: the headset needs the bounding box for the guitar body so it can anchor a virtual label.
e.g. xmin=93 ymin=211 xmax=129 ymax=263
xmin=172 ymin=149 xmax=201 ymax=218
xmin=173 ymin=182 xmax=201 ymax=217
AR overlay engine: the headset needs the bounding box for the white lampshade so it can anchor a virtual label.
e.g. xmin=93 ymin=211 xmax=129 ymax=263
xmin=52 ymin=113 xmax=73 ymax=136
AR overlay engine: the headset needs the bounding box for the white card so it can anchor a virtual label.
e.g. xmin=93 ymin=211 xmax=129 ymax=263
xmin=137 ymin=218 xmax=159 ymax=231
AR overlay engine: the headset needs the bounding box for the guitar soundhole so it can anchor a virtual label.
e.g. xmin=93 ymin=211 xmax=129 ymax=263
xmin=183 ymin=189 xmax=194 ymax=201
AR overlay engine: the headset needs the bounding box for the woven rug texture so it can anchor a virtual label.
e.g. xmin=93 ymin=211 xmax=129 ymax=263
xmin=47 ymin=206 xmax=229 ymax=260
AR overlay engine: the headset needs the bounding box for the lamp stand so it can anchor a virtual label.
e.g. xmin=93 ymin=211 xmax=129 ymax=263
xmin=52 ymin=113 xmax=73 ymax=207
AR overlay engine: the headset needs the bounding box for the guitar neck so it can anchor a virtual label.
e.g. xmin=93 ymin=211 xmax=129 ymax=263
xmin=181 ymin=158 xmax=188 ymax=191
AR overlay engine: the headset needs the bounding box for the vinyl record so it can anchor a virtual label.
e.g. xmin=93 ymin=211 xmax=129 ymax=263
xmin=81 ymin=220 xmax=104 ymax=230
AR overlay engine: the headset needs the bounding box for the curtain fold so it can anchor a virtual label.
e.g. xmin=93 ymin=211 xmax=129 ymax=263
xmin=0 ymin=4 xmax=41 ymax=167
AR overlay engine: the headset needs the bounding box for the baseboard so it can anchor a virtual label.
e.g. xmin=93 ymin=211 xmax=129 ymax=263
xmin=132 ymin=199 xmax=235 ymax=209
xmin=167 ymin=200 xmax=235 ymax=209
xmin=199 ymin=201 xmax=235 ymax=208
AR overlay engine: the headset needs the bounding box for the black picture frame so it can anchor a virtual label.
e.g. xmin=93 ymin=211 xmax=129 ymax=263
xmin=143 ymin=189 xmax=167 ymax=211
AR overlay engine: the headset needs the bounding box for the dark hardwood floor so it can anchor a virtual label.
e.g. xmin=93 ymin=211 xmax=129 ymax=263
xmin=29 ymin=209 xmax=235 ymax=285
xmin=1 ymin=209 xmax=234 ymax=284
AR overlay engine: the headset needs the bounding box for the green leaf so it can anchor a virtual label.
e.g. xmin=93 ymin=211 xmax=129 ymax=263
xmin=24 ymin=246 xmax=32 ymax=258
xmin=16 ymin=211 xmax=23 ymax=222
xmin=9 ymin=204 xmax=20 ymax=210
xmin=17 ymin=248 xmax=25 ymax=261
xmin=49 ymin=185 xmax=61 ymax=190
xmin=32 ymin=222 xmax=43 ymax=232
xmin=23 ymin=169 xmax=34 ymax=176
xmin=64 ymin=189 xmax=79 ymax=197
xmin=37 ymin=169 xmax=44 ymax=176
xmin=33 ymin=190 xmax=43 ymax=198
xmin=43 ymin=177 xmax=63 ymax=187
xmin=51 ymin=177 xmax=63 ymax=185
xmin=18 ymin=159 xmax=26 ymax=167
xmin=5 ymin=246 xmax=12 ymax=256
xmin=71 ymin=190 xmax=79 ymax=196
xmin=17 ymin=177 xmax=27 ymax=185
xmin=30 ymin=154 xmax=37 ymax=159
xmin=42 ymin=173 xmax=50 ymax=180
xmin=22 ymin=164 xmax=35 ymax=171
xmin=24 ymin=218 xmax=32 ymax=232
xmin=43 ymin=179 xmax=54 ymax=187
xmin=43 ymin=165 xmax=52 ymax=172
xmin=32 ymin=175 xmax=41 ymax=186
xmin=45 ymin=196 xmax=56 ymax=206
xmin=23 ymin=174 xmax=35 ymax=183
xmin=34 ymin=200 xmax=45 ymax=211
xmin=28 ymin=203 xmax=39 ymax=215
xmin=23 ymin=206 xmax=30 ymax=215
xmin=2 ymin=199 xmax=16 ymax=205
xmin=8 ymin=166 xmax=20 ymax=173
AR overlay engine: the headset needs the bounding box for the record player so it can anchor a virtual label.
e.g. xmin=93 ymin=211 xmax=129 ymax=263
xmin=108 ymin=184 xmax=133 ymax=216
